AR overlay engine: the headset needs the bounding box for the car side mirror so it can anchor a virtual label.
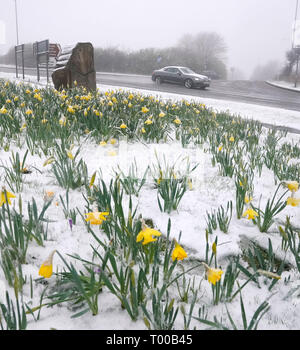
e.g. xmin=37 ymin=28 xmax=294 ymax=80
xmin=177 ymin=72 xmax=181 ymax=76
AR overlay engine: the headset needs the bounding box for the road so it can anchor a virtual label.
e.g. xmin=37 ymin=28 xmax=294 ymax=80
xmin=1 ymin=64 xmax=300 ymax=113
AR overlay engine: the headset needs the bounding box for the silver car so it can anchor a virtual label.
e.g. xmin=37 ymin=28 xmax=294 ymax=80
xmin=151 ymin=66 xmax=211 ymax=89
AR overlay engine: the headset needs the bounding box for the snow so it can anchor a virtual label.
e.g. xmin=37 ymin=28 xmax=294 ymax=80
xmin=0 ymin=71 xmax=300 ymax=331
xmin=267 ymin=80 xmax=300 ymax=93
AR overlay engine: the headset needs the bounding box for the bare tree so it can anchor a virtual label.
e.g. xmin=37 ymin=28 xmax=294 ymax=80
xmin=177 ymin=31 xmax=227 ymax=72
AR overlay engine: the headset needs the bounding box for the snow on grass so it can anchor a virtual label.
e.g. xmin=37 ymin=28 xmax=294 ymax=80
xmin=0 ymin=72 xmax=300 ymax=330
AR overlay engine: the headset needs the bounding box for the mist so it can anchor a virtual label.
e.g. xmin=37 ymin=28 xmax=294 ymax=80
xmin=0 ymin=0 xmax=297 ymax=78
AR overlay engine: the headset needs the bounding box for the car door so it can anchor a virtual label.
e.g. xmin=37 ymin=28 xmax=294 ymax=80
xmin=173 ymin=68 xmax=184 ymax=84
xmin=163 ymin=68 xmax=178 ymax=83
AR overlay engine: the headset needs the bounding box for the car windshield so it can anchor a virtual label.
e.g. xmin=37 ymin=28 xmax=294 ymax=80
xmin=180 ymin=67 xmax=195 ymax=74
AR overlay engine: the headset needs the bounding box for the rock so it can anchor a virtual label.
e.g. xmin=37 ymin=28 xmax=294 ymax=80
xmin=52 ymin=42 xmax=96 ymax=91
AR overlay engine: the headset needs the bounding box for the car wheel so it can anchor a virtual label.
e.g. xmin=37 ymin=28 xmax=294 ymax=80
xmin=155 ymin=76 xmax=162 ymax=84
xmin=184 ymin=79 xmax=193 ymax=89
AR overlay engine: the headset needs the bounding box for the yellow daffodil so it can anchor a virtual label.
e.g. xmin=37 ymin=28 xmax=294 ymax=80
xmin=67 ymin=105 xmax=75 ymax=114
xmin=174 ymin=118 xmax=181 ymax=125
xmin=0 ymin=107 xmax=8 ymax=114
xmin=285 ymin=181 xmax=299 ymax=192
xmin=244 ymin=195 xmax=253 ymax=204
xmin=172 ymin=240 xmax=187 ymax=261
xmin=110 ymin=138 xmax=117 ymax=145
xmin=25 ymin=109 xmax=33 ymax=115
xmin=6 ymin=99 xmax=11 ymax=104
xmin=128 ymin=103 xmax=133 ymax=108
xmin=145 ymin=119 xmax=153 ymax=125
xmin=159 ymin=112 xmax=166 ymax=118
xmin=141 ymin=106 xmax=149 ymax=113
xmin=242 ymin=208 xmax=259 ymax=220
xmin=120 ymin=123 xmax=127 ymax=129
xmin=43 ymin=156 xmax=55 ymax=166
xmin=287 ymin=197 xmax=300 ymax=207
xmin=85 ymin=211 xmax=109 ymax=225
xmin=41 ymin=118 xmax=48 ymax=124
xmin=136 ymin=222 xmax=161 ymax=245
xmin=33 ymin=93 xmax=42 ymax=101
xmin=218 ymin=145 xmax=223 ymax=152
xmin=99 ymin=141 xmax=107 ymax=146
xmin=59 ymin=116 xmax=67 ymax=126
xmin=20 ymin=123 xmax=27 ymax=131
xmin=229 ymin=136 xmax=235 ymax=142
xmin=39 ymin=250 xmax=56 ymax=278
xmin=202 ymin=263 xmax=223 ymax=285
xmin=0 ymin=189 xmax=16 ymax=207
xmin=67 ymin=150 xmax=74 ymax=160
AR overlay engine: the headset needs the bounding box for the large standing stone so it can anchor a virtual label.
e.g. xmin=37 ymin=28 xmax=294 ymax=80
xmin=52 ymin=42 xmax=96 ymax=91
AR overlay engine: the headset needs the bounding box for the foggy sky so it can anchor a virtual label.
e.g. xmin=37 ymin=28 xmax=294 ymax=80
xmin=0 ymin=0 xmax=297 ymax=78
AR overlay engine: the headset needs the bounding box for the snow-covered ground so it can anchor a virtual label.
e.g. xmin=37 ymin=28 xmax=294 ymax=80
xmin=1 ymin=71 xmax=300 ymax=331
xmin=267 ymin=80 xmax=300 ymax=93
xmin=3 ymin=70 xmax=300 ymax=132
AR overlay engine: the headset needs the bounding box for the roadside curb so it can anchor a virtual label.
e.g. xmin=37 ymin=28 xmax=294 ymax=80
xmin=265 ymin=80 xmax=300 ymax=93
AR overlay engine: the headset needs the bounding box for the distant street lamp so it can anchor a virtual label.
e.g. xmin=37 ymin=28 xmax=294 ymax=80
xmin=14 ymin=0 xmax=19 ymax=45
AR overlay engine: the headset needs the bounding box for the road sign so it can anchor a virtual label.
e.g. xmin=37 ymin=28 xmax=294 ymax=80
xmin=33 ymin=39 xmax=49 ymax=56
xmin=49 ymin=43 xmax=61 ymax=58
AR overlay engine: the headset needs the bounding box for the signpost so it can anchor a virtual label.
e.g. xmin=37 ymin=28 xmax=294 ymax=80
xmin=33 ymin=40 xmax=61 ymax=83
xmin=15 ymin=44 xmax=24 ymax=79
xmin=33 ymin=39 xmax=50 ymax=83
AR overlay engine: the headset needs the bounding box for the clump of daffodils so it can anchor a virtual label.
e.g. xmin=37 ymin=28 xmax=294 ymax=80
xmin=285 ymin=181 xmax=300 ymax=207
xmin=242 ymin=193 xmax=259 ymax=220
